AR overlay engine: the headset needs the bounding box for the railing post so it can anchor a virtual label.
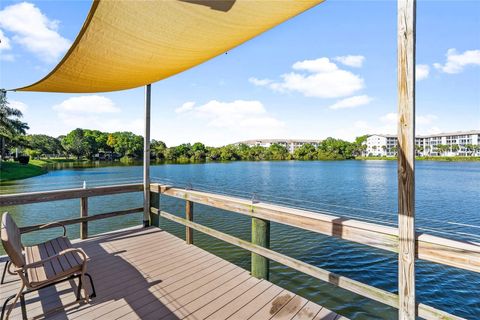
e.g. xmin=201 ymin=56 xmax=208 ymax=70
xmin=398 ymin=0 xmax=416 ymax=319
xmin=251 ymin=217 xmax=270 ymax=280
xmin=80 ymin=181 xmax=88 ymax=239
xmin=185 ymin=200 xmax=193 ymax=244
xmin=150 ymin=189 xmax=160 ymax=227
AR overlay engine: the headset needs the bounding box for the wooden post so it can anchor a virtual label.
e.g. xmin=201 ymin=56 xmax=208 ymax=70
xmin=150 ymin=190 xmax=160 ymax=227
xmin=143 ymin=84 xmax=151 ymax=228
xmin=251 ymin=217 xmax=270 ymax=280
xmin=397 ymin=0 xmax=416 ymax=319
xmin=185 ymin=200 xmax=193 ymax=244
xmin=80 ymin=197 xmax=88 ymax=239
xmin=80 ymin=181 xmax=88 ymax=239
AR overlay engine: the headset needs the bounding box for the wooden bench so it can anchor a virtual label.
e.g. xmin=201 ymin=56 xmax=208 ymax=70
xmin=1 ymin=213 xmax=96 ymax=320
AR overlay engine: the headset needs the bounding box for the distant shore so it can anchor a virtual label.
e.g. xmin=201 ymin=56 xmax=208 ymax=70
xmin=355 ymin=156 xmax=480 ymax=162
xmin=2 ymin=156 xmax=479 ymax=183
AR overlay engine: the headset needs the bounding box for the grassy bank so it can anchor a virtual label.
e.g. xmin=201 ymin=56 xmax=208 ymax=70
xmin=0 ymin=158 xmax=81 ymax=182
xmin=0 ymin=161 xmax=47 ymax=181
xmin=356 ymin=156 xmax=480 ymax=161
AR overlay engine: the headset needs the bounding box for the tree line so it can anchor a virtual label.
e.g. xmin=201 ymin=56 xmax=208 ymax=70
xmin=10 ymin=129 xmax=366 ymax=162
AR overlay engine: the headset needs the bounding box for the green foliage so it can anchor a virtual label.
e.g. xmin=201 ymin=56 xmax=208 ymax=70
xmin=107 ymin=131 xmax=143 ymax=158
xmin=0 ymin=93 xmax=29 ymax=158
xmin=151 ymin=140 xmax=167 ymax=160
xmin=62 ymin=128 xmax=89 ymax=159
xmin=26 ymin=134 xmax=64 ymax=157
xmin=294 ymin=143 xmax=317 ymax=160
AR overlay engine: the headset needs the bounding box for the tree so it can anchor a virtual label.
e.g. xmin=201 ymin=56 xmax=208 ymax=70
xmin=352 ymin=135 xmax=368 ymax=156
xmin=219 ymin=145 xmax=240 ymax=161
xmin=0 ymin=92 xmax=29 ymax=159
xmin=293 ymin=143 xmax=317 ymax=160
xmin=191 ymin=142 xmax=207 ymax=161
xmin=26 ymin=134 xmax=64 ymax=157
xmin=62 ymin=129 xmax=89 ymax=159
xmin=151 ymin=140 xmax=167 ymax=160
xmin=268 ymin=144 xmax=290 ymax=160
xmin=107 ymin=132 xmax=143 ymax=158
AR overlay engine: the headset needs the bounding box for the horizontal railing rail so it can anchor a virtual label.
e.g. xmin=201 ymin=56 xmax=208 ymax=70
xmin=151 ymin=184 xmax=480 ymax=274
xmin=151 ymin=183 xmax=479 ymax=320
xmin=0 ymin=183 xmax=143 ymax=206
xmin=0 ymin=183 xmax=143 ymax=238
xmin=19 ymin=207 xmax=144 ymax=234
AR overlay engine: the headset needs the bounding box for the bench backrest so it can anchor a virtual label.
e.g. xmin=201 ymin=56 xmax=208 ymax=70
xmin=1 ymin=213 xmax=25 ymax=268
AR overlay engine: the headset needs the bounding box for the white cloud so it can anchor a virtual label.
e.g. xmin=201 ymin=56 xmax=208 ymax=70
xmin=0 ymin=29 xmax=15 ymax=61
xmin=53 ymin=95 xmax=120 ymax=114
xmin=416 ymin=64 xmax=430 ymax=80
xmin=417 ymin=114 xmax=438 ymax=125
xmin=176 ymin=99 xmax=285 ymax=138
xmin=380 ymin=112 xmax=438 ymax=126
xmin=50 ymin=95 xmax=141 ymax=135
xmin=9 ymin=100 xmax=28 ymax=114
xmin=433 ymin=48 xmax=480 ymax=74
xmin=334 ymin=55 xmax=365 ymax=68
xmin=292 ymin=57 xmax=338 ymax=73
xmin=175 ymin=101 xmax=195 ymax=113
xmin=251 ymin=57 xmax=365 ymax=99
xmin=374 ymin=112 xmax=440 ymax=136
xmin=0 ymin=29 xmax=11 ymax=51
xmin=56 ymin=112 xmax=143 ymax=135
xmin=380 ymin=112 xmax=397 ymax=123
xmin=0 ymin=2 xmax=71 ymax=63
xmin=328 ymin=95 xmax=372 ymax=110
xmin=249 ymin=77 xmax=273 ymax=86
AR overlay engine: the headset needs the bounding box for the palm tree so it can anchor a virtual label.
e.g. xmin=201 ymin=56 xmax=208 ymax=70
xmin=0 ymin=91 xmax=29 ymax=160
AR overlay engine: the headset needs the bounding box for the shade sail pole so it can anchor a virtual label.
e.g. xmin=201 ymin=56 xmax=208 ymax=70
xmin=143 ymin=84 xmax=151 ymax=228
xmin=397 ymin=0 xmax=416 ymax=319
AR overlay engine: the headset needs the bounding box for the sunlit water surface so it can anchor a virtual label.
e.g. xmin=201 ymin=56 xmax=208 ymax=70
xmin=1 ymin=160 xmax=479 ymax=319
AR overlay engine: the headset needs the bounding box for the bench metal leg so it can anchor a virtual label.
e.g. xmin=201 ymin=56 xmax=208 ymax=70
xmin=85 ymin=273 xmax=96 ymax=298
xmin=20 ymin=294 xmax=27 ymax=320
xmin=1 ymin=261 xmax=8 ymax=285
xmin=0 ymin=294 xmax=15 ymax=320
xmin=76 ymin=276 xmax=83 ymax=301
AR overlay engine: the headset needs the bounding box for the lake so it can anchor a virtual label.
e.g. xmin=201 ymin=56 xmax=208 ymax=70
xmin=1 ymin=160 xmax=479 ymax=319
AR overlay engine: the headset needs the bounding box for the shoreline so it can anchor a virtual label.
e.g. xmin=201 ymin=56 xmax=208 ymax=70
xmin=0 ymin=159 xmax=83 ymax=182
xmin=1 ymin=156 xmax=479 ymax=183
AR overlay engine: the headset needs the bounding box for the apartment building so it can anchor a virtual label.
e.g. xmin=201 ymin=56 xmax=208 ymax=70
xmin=363 ymin=130 xmax=480 ymax=157
xmin=235 ymin=139 xmax=322 ymax=154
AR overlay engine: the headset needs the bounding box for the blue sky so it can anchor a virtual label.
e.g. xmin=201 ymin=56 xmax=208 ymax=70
xmin=0 ymin=0 xmax=479 ymax=146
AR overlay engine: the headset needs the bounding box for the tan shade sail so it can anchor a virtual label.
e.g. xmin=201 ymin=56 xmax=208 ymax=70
xmin=16 ymin=0 xmax=324 ymax=93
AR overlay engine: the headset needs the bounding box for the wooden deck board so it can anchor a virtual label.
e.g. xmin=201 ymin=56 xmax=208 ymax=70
xmin=0 ymin=227 xmax=344 ymax=319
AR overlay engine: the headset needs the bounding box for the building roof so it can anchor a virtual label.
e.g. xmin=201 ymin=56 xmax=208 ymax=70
xmin=235 ymin=139 xmax=322 ymax=145
xmin=14 ymin=0 xmax=324 ymax=93
xmin=367 ymin=130 xmax=480 ymax=139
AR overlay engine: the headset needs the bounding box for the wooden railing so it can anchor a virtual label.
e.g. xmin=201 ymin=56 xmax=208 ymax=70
xmin=150 ymin=183 xmax=480 ymax=320
xmin=1 ymin=182 xmax=478 ymax=319
xmin=0 ymin=183 xmax=143 ymax=237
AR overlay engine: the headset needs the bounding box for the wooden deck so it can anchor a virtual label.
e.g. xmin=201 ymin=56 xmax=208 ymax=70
xmin=1 ymin=227 xmax=344 ymax=320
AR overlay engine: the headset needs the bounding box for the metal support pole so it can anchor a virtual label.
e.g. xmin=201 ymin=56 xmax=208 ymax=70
xmin=143 ymin=84 xmax=151 ymax=228
xmin=397 ymin=0 xmax=416 ymax=319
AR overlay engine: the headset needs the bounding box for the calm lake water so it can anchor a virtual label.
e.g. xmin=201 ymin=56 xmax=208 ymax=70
xmin=1 ymin=160 xmax=479 ymax=319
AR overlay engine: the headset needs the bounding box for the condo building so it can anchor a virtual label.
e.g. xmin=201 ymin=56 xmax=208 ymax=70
xmin=363 ymin=130 xmax=480 ymax=157
xmin=235 ymin=139 xmax=322 ymax=154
